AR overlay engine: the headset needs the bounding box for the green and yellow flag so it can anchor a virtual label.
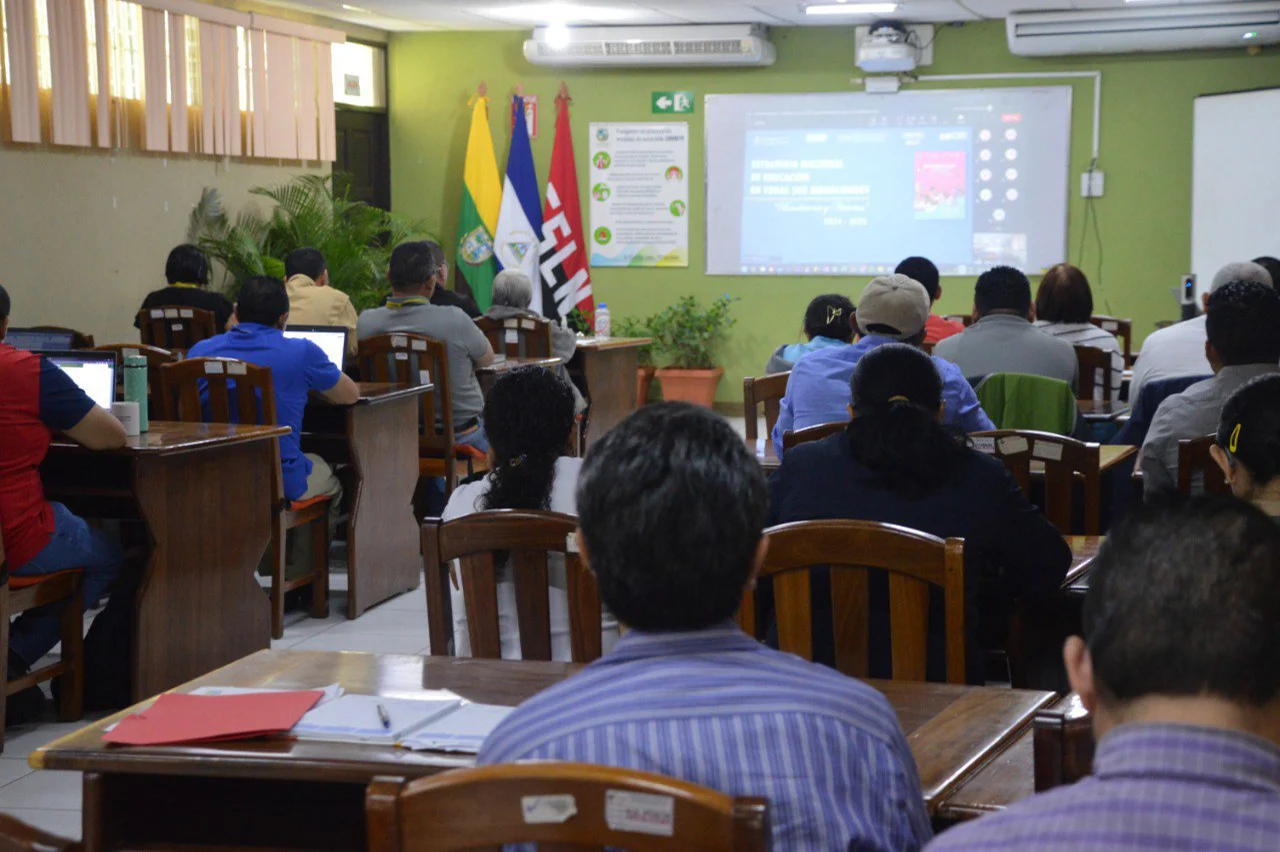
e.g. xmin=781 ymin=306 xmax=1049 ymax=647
xmin=456 ymin=93 xmax=503 ymax=311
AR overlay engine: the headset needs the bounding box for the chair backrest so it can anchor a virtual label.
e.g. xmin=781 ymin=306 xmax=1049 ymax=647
xmin=971 ymin=430 xmax=1101 ymax=535
xmin=356 ymin=333 xmax=453 ymax=457
xmin=740 ymin=520 xmax=966 ymax=684
xmin=93 ymin=343 xmax=178 ymax=409
xmin=475 ymin=315 xmax=553 ymax=358
xmin=27 ymin=325 xmax=95 ymax=349
xmin=421 ymin=510 xmax=604 ymax=663
xmin=1073 ymin=345 xmax=1114 ymax=402
xmin=1177 ymin=434 xmax=1231 ymax=497
xmin=1089 ymin=315 xmax=1133 ymax=366
xmin=974 ymin=373 xmax=1078 ymax=435
xmin=942 ymin=313 xmax=973 ymax=328
xmin=781 ymin=420 xmax=848 ymax=452
xmin=742 ymin=371 xmax=790 ymax=442
xmin=366 ymin=764 xmax=769 ymax=852
xmin=136 ymin=307 xmax=217 ymax=352
xmin=1033 ymin=695 xmax=1094 ymax=792
xmin=158 ymin=357 xmax=277 ymax=425
xmin=0 ymin=813 xmax=80 ymax=852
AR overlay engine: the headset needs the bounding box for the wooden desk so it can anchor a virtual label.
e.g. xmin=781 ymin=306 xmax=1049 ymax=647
xmin=476 ymin=355 xmax=563 ymax=397
xmin=759 ymin=441 xmax=1135 ymax=478
xmin=571 ymin=337 xmax=651 ymax=449
xmin=1079 ymin=400 xmax=1132 ymax=422
xmin=36 ymin=650 xmax=1053 ymax=849
xmin=1063 ymin=535 xmax=1103 ymax=595
xmin=41 ymin=423 xmax=287 ymax=700
xmin=303 ymin=383 xmax=429 ymax=618
xmin=756 ymin=437 xmax=781 ymax=474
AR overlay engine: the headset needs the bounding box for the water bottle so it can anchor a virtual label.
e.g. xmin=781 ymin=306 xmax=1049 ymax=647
xmin=123 ymin=353 xmax=149 ymax=432
xmin=596 ymin=304 xmax=611 ymax=339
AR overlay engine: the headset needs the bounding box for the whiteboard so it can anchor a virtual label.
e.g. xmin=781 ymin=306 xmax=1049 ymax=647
xmin=1192 ymin=88 xmax=1280 ymax=295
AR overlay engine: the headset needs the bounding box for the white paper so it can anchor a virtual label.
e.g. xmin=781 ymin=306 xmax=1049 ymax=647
xmin=589 ymin=122 xmax=690 ymax=268
xmin=504 ymin=330 xmax=519 ymax=345
xmin=998 ymin=436 xmax=1030 ymax=455
xmin=1034 ymin=441 xmax=1065 ymax=462
xmin=399 ymin=703 xmax=515 ymax=754
xmin=191 ymin=683 xmax=344 ymax=707
xmin=522 ymin=795 xmax=577 ymax=825
xmin=605 ymin=790 xmax=675 ymax=837
xmin=971 ymin=436 xmax=996 ymax=455
xmin=292 ymin=693 xmax=461 ymax=743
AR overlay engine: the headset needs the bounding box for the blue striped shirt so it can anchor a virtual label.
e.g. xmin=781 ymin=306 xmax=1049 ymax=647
xmin=927 ymin=723 xmax=1280 ymax=851
xmin=479 ymin=624 xmax=932 ymax=852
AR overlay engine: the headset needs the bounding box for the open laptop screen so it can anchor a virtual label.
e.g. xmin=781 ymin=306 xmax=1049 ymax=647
xmin=7 ymin=328 xmax=76 ymax=351
xmin=284 ymin=326 xmax=348 ymax=371
xmin=44 ymin=351 xmax=117 ymax=410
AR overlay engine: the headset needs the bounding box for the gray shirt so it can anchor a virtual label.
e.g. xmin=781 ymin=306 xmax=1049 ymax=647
xmin=357 ymin=301 xmax=491 ymax=423
xmin=933 ymin=314 xmax=1079 ymax=390
xmin=1141 ymin=363 xmax=1280 ymax=498
xmin=483 ymin=305 xmax=587 ymax=413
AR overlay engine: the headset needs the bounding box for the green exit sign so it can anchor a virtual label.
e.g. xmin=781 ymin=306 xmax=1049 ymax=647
xmin=652 ymin=91 xmax=695 ymax=114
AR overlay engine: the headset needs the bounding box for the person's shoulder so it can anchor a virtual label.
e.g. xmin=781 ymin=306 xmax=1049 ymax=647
xmin=930 ymin=354 xmax=967 ymax=380
xmin=932 ymin=331 xmax=962 ymax=356
xmin=784 ymin=432 xmax=849 ymax=466
xmin=441 ymin=477 xmax=490 ymax=521
xmin=754 ymin=645 xmax=905 ymax=740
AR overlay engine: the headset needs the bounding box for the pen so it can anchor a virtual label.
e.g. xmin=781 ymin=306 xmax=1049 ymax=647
xmin=377 ymin=703 xmax=392 ymax=731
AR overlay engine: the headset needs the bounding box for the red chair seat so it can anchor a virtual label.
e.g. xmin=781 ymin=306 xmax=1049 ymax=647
xmin=454 ymin=444 xmax=486 ymax=460
xmin=288 ymin=495 xmax=331 ymax=512
xmin=9 ymin=569 xmax=83 ymax=590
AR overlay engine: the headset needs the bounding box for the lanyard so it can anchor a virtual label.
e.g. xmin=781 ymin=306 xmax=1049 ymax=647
xmin=387 ymin=297 xmax=429 ymax=309
xmin=170 ymin=282 xmax=202 ymax=289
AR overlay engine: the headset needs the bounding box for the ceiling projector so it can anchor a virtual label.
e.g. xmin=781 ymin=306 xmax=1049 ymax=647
xmin=857 ymin=20 xmax=917 ymax=74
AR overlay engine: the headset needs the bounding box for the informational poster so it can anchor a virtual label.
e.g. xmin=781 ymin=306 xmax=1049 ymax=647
xmin=588 ymin=122 xmax=689 ymax=268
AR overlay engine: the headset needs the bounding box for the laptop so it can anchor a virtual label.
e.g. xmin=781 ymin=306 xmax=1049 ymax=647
xmin=7 ymin=328 xmax=76 ymax=351
xmin=284 ymin=325 xmax=348 ymax=371
xmin=44 ymin=351 xmax=117 ymax=410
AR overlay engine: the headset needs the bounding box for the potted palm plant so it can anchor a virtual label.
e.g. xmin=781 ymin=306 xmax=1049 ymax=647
xmin=649 ymin=295 xmax=736 ymax=408
xmin=613 ymin=315 xmax=658 ymax=407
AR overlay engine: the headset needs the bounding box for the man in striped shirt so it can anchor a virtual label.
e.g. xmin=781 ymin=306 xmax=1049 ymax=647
xmin=479 ymin=403 xmax=931 ymax=852
xmin=928 ymin=498 xmax=1280 ymax=851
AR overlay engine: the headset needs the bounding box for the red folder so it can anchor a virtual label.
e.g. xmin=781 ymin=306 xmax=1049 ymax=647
xmin=104 ymin=690 xmax=325 ymax=746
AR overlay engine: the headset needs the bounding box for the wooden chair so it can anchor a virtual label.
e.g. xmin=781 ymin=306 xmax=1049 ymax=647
xmin=158 ymin=358 xmax=329 ymax=640
xmin=781 ymin=420 xmax=848 ymax=452
xmin=93 ymin=343 xmax=177 ymax=413
xmin=136 ymin=307 xmax=217 ymax=353
xmin=0 ymin=532 xmax=85 ymax=748
xmin=942 ymin=313 xmax=974 ymax=328
xmin=0 ymin=812 xmax=80 ymax=851
xmin=742 ymin=371 xmax=790 ymax=442
xmin=475 ymin=315 xmax=554 ymax=359
xmin=356 ymin=334 xmax=488 ymax=498
xmin=739 ymin=520 xmax=966 ymax=684
xmin=1090 ymin=315 xmax=1134 ymax=367
xmin=421 ymin=511 xmax=603 ymax=663
xmin=971 ymin=430 xmax=1102 ymax=535
xmin=1177 ymin=435 xmax=1232 ymax=496
xmin=1033 ymin=695 xmax=1094 ymax=791
xmin=26 ymin=326 xmax=94 ymax=349
xmin=366 ymin=763 xmax=769 ymax=852
xmin=921 ymin=340 xmax=935 ymax=355
xmin=1074 ymin=345 xmax=1115 ymax=402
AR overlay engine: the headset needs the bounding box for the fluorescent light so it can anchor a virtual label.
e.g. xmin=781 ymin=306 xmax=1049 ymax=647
xmin=546 ymin=22 xmax=572 ymax=48
xmin=806 ymin=3 xmax=898 ymax=15
xmin=485 ymin=3 xmax=635 ymax=24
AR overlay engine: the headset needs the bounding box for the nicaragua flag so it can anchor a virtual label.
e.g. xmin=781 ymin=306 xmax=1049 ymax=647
xmin=494 ymin=95 xmax=547 ymax=313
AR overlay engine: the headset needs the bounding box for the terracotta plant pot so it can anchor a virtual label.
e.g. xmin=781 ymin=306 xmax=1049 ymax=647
xmin=656 ymin=368 xmax=724 ymax=409
xmin=637 ymin=365 xmax=658 ymax=408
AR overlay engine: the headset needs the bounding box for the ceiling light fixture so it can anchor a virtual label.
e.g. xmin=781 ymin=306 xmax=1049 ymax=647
xmin=546 ymin=21 xmax=572 ymax=49
xmin=805 ymin=2 xmax=898 ymax=16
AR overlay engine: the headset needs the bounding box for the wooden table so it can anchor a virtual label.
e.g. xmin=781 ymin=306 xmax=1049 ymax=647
xmin=35 ymin=650 xmax=1053 ymax=849
xmin=1063 ymin=535 xmax=1103 ymax=595
xmin=1079 ymin=400 xmax=1132 ymax=422
xmin=571 ymin=337 xmax=651 ymax=449
xmin=41 ymin=423 xmax=287 ymax=701
xmin=476 ymin=355 xmax=563 ymax=397
xmin=303 ymin=383 xmax=429 ymax=619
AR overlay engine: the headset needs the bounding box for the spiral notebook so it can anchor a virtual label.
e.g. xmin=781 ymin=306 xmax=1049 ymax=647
xmin=290 ymin=693 xmax=514 ymax=753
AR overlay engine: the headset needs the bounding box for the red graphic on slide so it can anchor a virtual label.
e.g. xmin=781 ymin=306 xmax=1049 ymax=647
xmin=914 ymin=151 xmax=966 ymax=220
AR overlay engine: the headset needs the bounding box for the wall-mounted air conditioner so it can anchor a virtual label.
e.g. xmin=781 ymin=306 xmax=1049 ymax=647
xmin=524 ymin=25 xmax=776 ymax=68
xmin=1007 ymin=2 xmax=1280 ymax=57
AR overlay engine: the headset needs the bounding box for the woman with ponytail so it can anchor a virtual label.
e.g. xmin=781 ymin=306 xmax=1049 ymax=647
xmin=1212 ymin=374 xmax=1280 ymax=516
xmin=769 ymin=343 xmax=1070 ymax=683
xmin=442 ymin=366 xmax=618 ymax=659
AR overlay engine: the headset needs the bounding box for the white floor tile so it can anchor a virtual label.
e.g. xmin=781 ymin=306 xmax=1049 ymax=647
xmin=0 ymin=759 xmax=33 ymax=789
xmin=0 ymin=722 xmax=93 ymax=761
xmin=291 ymin=631 xmax=429 ymax=655
xmin=324 ymin=608 xmax=428 ymax=638
xmin=378 ymin=589 xmax=427 ymax=612
xmin=0 ymin=807 xmax=81 ymax=840
xmin=0 ymin=769 xmax=81 ymax=809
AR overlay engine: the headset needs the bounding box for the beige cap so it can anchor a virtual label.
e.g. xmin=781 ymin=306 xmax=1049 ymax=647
xmin=856 ymin=274 xmax=931 ymax=340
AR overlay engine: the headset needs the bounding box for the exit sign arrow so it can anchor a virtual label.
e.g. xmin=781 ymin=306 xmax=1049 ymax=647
xmin=656 ymin=96 xmax=673 ymax=110
xmin=652 ymin=91 xmax=694 ymax=114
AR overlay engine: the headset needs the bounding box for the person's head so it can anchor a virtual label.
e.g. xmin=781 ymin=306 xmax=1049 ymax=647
xmin=285 ymin=248 xmax=328 ymax=287
xmin=234 ymin=276 xmax=290 ymax=329
xmin=1034 ymin=263 xmax=1094 ymax=324
xmin=846 ymin=343 xmax=965 ymax=499
xmin=424 ymin=241 xmax=449 ymax=286
xmin=480 ymin=366 xmax=577 ymax=512
xmin=973 ymin=265 xmax=1033 ymax=320
xmin=801 ymin=294 xmax=856 ymax=343
xmin=576 ymin=403 xmax=769 ymax=632
xmin=1212 ymin=375 xmax=1280 ymax=503
xmin=1203 ymin=260 xmax=1273 ymax=311
xmin=0 ymin=282 xmax=10 ymax=339
xmin=856 ymin=274 xmax=930 ymax=345
xmin=165 ymin=244 xmax=210 ymax=287
xmin=1251 ymin=256 xmax=1280 ymax=288
xmin=895 ymin=256 xmax=941 ymax=303
xmin=387 ymin=242 xmax=439 ymax=297
xmin=491 ymin=269 xmax=535 ymax=310
xmin=1205 ymin=279 xmax=1280 ymax=371
xmin=1066 ymin=499 xmax=1280 ymax=744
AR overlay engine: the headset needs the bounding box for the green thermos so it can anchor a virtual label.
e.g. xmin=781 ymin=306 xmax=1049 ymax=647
xmin=123 ymin=353 xmax=148 ymax=432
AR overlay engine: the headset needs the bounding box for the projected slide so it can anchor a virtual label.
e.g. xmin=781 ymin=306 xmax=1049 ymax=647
xmin=706 ymin=89 xmax=1072 ymax=276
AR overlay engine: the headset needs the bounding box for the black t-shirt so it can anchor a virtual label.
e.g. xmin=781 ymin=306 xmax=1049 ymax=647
xmin=136 ymin=286 xmax=234 ymax=332
xmin=430 ymin=286 xmax=481 ymax=318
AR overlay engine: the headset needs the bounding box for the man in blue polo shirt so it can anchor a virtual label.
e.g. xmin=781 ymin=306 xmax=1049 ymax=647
xmin=189 ymin=277 xmax=359 ymax=580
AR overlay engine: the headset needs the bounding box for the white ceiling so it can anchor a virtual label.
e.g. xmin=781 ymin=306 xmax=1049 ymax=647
xmin=259 ymin=0 xmax=1233 ymax=32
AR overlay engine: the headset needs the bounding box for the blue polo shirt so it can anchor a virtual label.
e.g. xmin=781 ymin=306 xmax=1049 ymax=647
xmin=188 ymin=324 xmax=342 ymax=500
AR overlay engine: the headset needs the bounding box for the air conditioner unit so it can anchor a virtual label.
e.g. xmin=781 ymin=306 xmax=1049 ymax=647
xmin=1007 ymin=2 xmax=1280 ymax=57
xmin=524 ymin=25 xmax=776 ymax=68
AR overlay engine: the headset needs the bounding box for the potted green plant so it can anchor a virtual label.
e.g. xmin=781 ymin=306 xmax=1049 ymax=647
xmin=612 ymin=315 xmax=658 ymax=407
xmin=649 ymin=295 xmax=736 ymax=408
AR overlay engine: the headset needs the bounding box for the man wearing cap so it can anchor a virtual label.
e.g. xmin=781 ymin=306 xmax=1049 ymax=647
xmin=772 ymin=275 xmax=994 ymax=456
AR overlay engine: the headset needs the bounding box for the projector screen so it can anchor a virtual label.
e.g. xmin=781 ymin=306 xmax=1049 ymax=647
xmin=705 ymin=88 xmax=1073 ymax=277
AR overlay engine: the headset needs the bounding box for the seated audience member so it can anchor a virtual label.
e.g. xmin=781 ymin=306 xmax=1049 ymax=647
xmin=1129 ymin=261 xmax=1272 ymax=401
xmin=283 ymin=248 xmax=358 ymax=357
xmin=772 ymin=275 xmax=993 ymax=456
xmin=1141 ymin=280 xmax=1280 ymax=498
xmin=770 ymin=344 xmax=1070 ymax=683
xmin=358 ymin=242 xmax=495 ymax=451
xmin=927 ymin=498 xmax=1280 ymax=851
xmin=443 ymin=366 xmax=616 ymax=659
xmin=188 ymin=277 xmax=359 ymax=579
xmin=136 ymin=244 xmax=234 ymax=333
xmin=0 ymin=284 xmax=127 ymax=723
xmin=933 ymin=265 xmax=1078 ymax=388
xmin=764 ymin=293 xmax=855 ymax=373
xmin=896 ymin=256 xmax=963 ymax=345
xmin=1252 ymin=255 xmax=1280 ymax=289
xmin=481 ymin=403 xmax=932 ymax=852
xmin=425 ymin=241 xmax=482 ymax=318
xmin=1212 ymin=375 xmax=1280 ymax=517
xmin=485 ymin=269 xmax=586 ymax=413
xmin=1033 ymin=262 xmax=1124 ymax=398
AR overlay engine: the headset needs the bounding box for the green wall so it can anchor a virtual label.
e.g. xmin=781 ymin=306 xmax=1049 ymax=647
xmin=389 ymin=21 xmax=1280 ymax=402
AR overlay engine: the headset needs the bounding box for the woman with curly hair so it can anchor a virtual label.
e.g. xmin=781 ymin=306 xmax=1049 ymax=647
xmin=442 ymin=366 xmax=617 ymax=659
